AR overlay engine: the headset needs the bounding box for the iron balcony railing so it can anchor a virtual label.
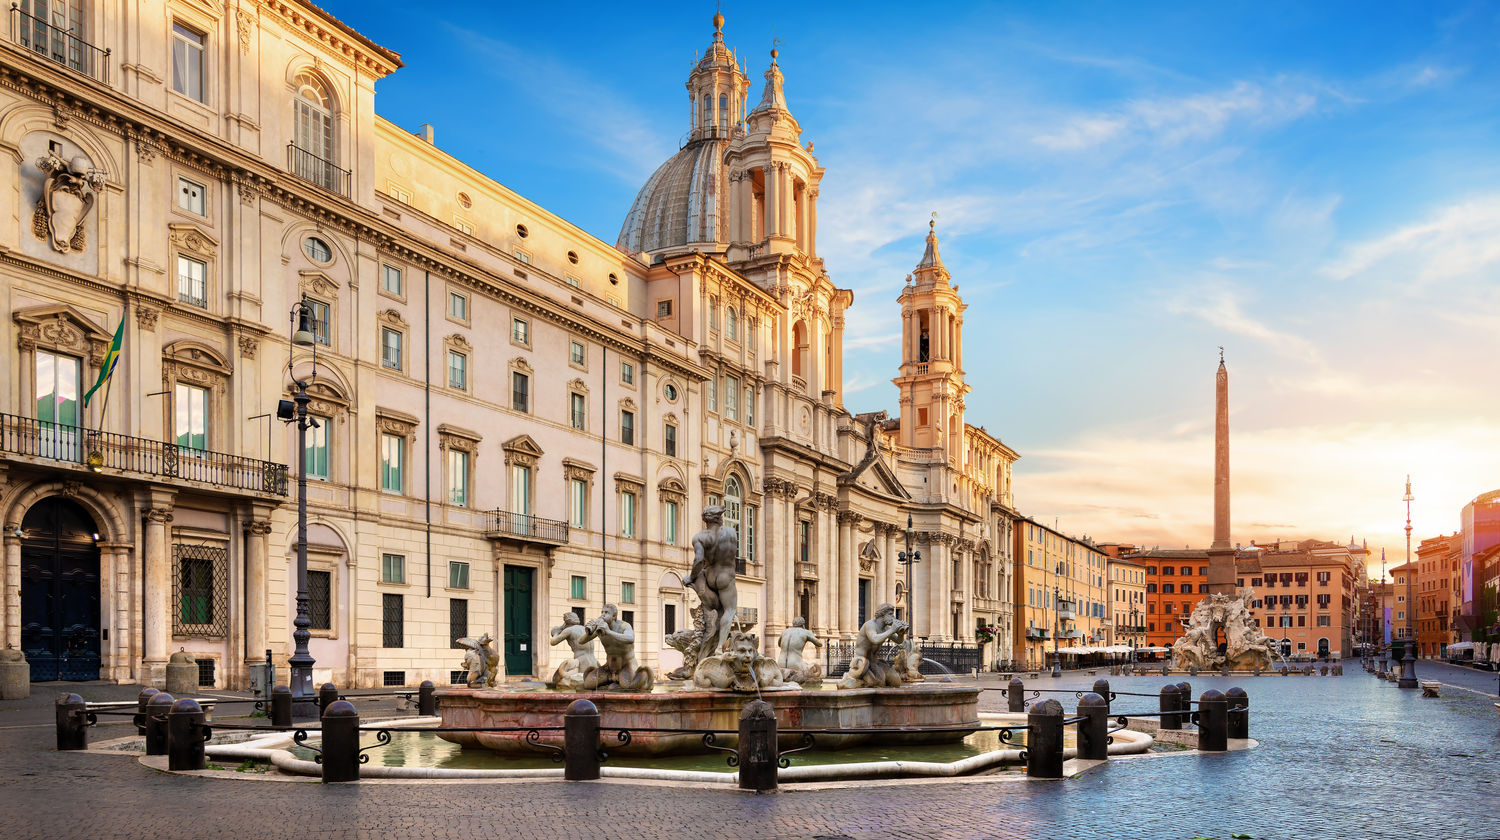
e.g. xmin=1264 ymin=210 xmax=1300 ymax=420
xmin=287 ymin=143 xmax=350 ymax=198
xmin=486 ymin=509 xmax=569 ymax=544
xmin=0 ymin=413 xmax=288 ymax=496
xmin=9 ymin=5 xmax=110 ymax=84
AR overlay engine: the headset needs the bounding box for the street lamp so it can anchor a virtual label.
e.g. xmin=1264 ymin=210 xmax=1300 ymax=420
xmin=898 ymin=514 xmax=921 ymax=645
xmin=1398 ymin=476 xmax=1418 ymax=689
xmin=277 ymin=296 xmax=319 ymax=715
xmin=1129 ymin=606 xmax=1140 ymax=666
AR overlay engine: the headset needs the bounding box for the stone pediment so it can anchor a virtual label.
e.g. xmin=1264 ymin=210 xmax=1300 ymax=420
xmin=850 ymin=455 xmax=910 ymax=502
xmin=502 ymin=434 xmax=544 ymax=468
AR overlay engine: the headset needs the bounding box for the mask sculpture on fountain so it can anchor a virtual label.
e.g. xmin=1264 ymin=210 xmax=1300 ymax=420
xmin=777 ymin=616 xmax=824 ymax=684
xmin=839 ymin=603 xmax=917 ymax=689
xmin=455 ymin=632 xmax=499 ymax=689
xmin=582 ymin=603 xmax=653 ymax=691
xmin=1171 ymin=592 xmax=1279 ymax=672
xmin=693 ymin=620 xmax=796 ymax=691
xmin=548 ymin=612 xmax=599 ymax=690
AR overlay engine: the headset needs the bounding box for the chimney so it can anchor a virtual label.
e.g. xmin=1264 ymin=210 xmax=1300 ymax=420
xmin=417 ymin=124 xmax=435 ymax=144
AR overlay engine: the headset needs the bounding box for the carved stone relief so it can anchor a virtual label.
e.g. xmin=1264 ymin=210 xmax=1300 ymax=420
xmin=32 ymin=150 xmax=106 ymax=253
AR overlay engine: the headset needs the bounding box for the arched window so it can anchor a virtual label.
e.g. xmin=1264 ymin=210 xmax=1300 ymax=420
xmin=723 ymin=474 xmax=742 ymax=553
xmin=791 ymin=319 xmax=807 ymax=378
xmin=294 ymin=72 xmax=333 ymax=159
xmin=725 ymin=307 xmax=738 ymax=341
xmin=702 ymin=93 xmax=711 ymax=129
xmin=718 ymin=93 xmax=729 ymax=132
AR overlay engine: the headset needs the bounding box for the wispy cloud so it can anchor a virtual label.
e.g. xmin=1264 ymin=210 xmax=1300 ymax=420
xmin=1320 ymin=194 xmax=1500 ymax=285
xmin=1164 ymin=283 xmax=1323 ymax=362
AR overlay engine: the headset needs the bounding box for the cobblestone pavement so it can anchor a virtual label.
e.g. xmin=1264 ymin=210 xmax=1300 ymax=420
xmin=3 ymin=667 xmax=1498 ymax=840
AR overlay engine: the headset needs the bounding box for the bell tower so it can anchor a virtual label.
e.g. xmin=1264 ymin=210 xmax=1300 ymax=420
xmin=894 ymin=220 xmax=968 ymax=456
xmin=686 ymin=13 xmax=748 ymax=143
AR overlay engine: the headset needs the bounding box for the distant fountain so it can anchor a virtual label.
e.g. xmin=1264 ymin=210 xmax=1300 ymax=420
xmin=1171 ymin=592 xmax=1279 ymax=672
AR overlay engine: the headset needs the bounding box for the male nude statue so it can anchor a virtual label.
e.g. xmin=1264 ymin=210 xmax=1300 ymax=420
xmin=548 ymin=611 xmax=598 ymax=689
xmin=777 ymin=616 xmax=823 ymax=683
xmin=584 ymin=603 xmax=652 ymax=691
xmin=686 ymin=505 xmax=738 ymax=664
xmin=839 ymin=603 xmax=910 ymax=689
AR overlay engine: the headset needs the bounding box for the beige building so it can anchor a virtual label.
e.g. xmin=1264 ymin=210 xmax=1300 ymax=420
xmin=1013 ymin=519 xmax=1110 ymax=669
xmin=1107 ymin=556 xmax=1147 ymax=651
xmin=0 ymin=5 xmax=1019 ymax=689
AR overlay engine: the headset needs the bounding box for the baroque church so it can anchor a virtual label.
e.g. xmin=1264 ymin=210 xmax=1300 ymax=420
xmin=0 ymin=3 xmax=1017 ymax=688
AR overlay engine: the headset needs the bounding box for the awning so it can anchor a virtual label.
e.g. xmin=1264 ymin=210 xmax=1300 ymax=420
xmin=1139 ymin=646 xmax=1171 ymax=653
xmin=1447 ymin=641 xmax=1474 ymax=653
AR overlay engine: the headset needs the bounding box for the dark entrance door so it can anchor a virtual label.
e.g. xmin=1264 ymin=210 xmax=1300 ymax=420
xmin=858 ymin=578 xmax=870 ymax=627
xmin=20 ymin=497 xmax=101 ymax=681
xmin=502 ymin=565 xmax=533 ymax=676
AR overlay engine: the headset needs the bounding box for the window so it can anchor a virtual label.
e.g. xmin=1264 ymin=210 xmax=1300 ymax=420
xmin=570 ymin=393 xmax=586 ymax=430
xmin=725 ymin=375 xmax=740 ymax=421
xmin=656 ymin=300 xmax=673 ymax=318
xmin=176 ymin=255 xmax=207 ymax=307
xmin=620 ymin=581 xmax=636 ymax=604
xmin=1251 ymin=577 xmax=1262 ymax=587
xmin=724 ymin=475 xmax=744 ymax=559
xmin=664 ymin=423 xmax=677 ymax=457
xmin=380 ymin=433 xmax=404 ymax=493
xmin=1318 ymin=571 xmax=1331 ymax=585
xmin=1316 ymin=615 xmax=1331 ymax=627
xmin=707 ymin=376 xmax=717 ymax=411
xmin=744 ymin=504 xmax=756 ymax=562
xmin=450 ymin=599 xmax=468 ymax=648
xmin=621 ymin=410 xmax=635 ymax=445
xmin=174 ymin=383 xmax=209 ymax=451
xmin=664 ymin=501 xmax=679 ymax=545
xmin=799 ymin=520 xmax=810 ymax=563
xmin=382 ymin=593 xmax=403 ymax=648
xmin=1162 ymin=566 xmax=1174 ymax=575
xmin=381 ymin=553 xmax=406 ymax=584
xmin=447 ymin=449 xmax=469 ymax=506
xmin=448 ymin=291 xmax=468 ymax=321
xmin=380 ymin=327 xmax=403 ymax=370
xmin=447 ymin=350 xmax=468 ymax=390
xmin=726 ymin=307 xmax=738 ymax=341
xmin=513 ymin=248 xmax=531 ymax=265
xmin=566 ymin=275 xmax=581 ymax=288
xmin=177 ymin=177 xmax=205 ymax=215
xmin=34 ymin=350 xmax=80 ymax=428
xmin=308 ymin=570 xmax=331 ymax=630
xmin=306 ymin=299 xmax=331 ymax=346
xmin=303 ymin=237 xmax=332 ymax=264
xmin=511 ymin=464 xmax=532 ymax=515
xmin=1163 ymin=583 xmax=1174 ymax=594
xmin=512 ymin=317 xmax=530 ymax=345
xmin=173 ymin=543 xmax=226 ymax=635
xmin=1317 ymin=593 xmax=1331 ymax=608
xmin=1146 ymin=583 xmax=1156 ymax=593
xmin=382 ymin=265 xmax=404 ymax=296
xmin=1198 ymin=567 xmax=1208 ymax=577
xmin=449 ymin=561 xmax=470 ymax=589
xmin=570 ymin=575 xmax=587 ymax=600
xmin=570 ymin=340 xmax=586 ymax=367
xmin=745 ymin=386 xmax=755 ymax=426
xmin=293 ymin=71 xmax=334 ymax=174
xmin=620 ymin=490 xmax=637 ymax=538
xmin=455 ymin=219 xmax=474 ymax=236
xmin=171 ymin=23 xmax=205 ymax=102
xmin=570 ymin=479 xmax=588 ymax=528
xmin=512 ymin=372 xmax=529 ymax=412
xmin=1181 ymin=567 xmax=1192 ymax=576
xmin=303 ymin=415 xmax=330 ymax=480
xmin=1198 ymin=584 xmax=1210 ymax=594
xmin=710 ymin=301 xmax=719 ymax=330
xmin=664 ymin=603 xmax=677 ymax=636
xmin=620 ymin=361 xmax=635 ymax=385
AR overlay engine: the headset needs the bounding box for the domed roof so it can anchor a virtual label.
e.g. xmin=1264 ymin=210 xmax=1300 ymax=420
xmin=616 ymin=137 xmax=730 ymax=255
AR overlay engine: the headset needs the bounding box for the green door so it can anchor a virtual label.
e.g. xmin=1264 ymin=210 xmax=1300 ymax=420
xmin=503 ymin=565 xmax=534 ymax=675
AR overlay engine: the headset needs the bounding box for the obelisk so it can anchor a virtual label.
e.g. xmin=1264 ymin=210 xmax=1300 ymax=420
xmin=1207 ymin=349 xmax=1236 ymax=595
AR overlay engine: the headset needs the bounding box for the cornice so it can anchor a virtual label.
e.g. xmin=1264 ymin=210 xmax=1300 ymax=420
xmin=257 ymin=0 xmax=403 ymax=77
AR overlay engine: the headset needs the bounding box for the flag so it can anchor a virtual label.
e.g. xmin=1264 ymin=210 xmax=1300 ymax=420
xmin=83 ymin=315 xmax=124 ymax=407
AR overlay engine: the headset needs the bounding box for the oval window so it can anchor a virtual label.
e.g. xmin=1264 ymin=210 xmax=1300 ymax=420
xmin=515 ymin=223 xmax=529 ymax=239
xmin=567 ymin=250 xmax=580 ymax=264
xmin=458 ymin=192 xmax=473 ymax=209
xmin=304 ymin=237 xmax=332 ymax=263
xmin=664 ymin=383 xmax=679 ymax=402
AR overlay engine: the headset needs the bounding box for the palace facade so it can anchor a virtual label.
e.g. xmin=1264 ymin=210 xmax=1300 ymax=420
xmin=0 ymin=4 xmax=1018 ymax=688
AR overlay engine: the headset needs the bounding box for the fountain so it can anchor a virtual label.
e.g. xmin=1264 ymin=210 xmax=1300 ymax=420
xmin=1170 ymin=592 xmax=1280 ymax=672
xmin=437 ymin=508 xmax=980 ymax=756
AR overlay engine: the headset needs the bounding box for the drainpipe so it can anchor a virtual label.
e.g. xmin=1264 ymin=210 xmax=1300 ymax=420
xmin=424 ymin=270 xmax=431 ymax=599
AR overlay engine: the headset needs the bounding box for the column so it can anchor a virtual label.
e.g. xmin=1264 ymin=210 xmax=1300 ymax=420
xmin=143 ymin=493 xmax=175 ymax=686
xmin=960 ymin=548 xmax=974 ymax=639
xmin=764 ymin=164 xmax=780 ymax=238
xmin=763 ymin=484 xmax=785 ymax=642
xmin=781 ymin=167 xmax=794 ymax=239
xmin=738 ymin=171 xmax=753 ymax=243
xmin=3 ymin=527 xmax=19 ymax=649
xmin=244 ymin=515 xmax=273 ymax=669
xmin=955 ymin=315 xmax=963 ymax=372
xmin=902 ymin=311 xmax=913 ymax=366
xmin=879 ymin=525 xmax=895 ymax=610
xmin=816 ymin=507 xmax=833 ymax=636
xmin=795 ymin=182 xmax=808 ymax=251
xmin=837 ymin=512 xmax=856 ymax=637
xmin=807 ymin=187 xmax=819 ymax=258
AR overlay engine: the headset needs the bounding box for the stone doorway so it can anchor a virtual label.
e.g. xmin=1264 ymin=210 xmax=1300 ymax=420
xmin=20 ymin=496 xmax=101 ymax=681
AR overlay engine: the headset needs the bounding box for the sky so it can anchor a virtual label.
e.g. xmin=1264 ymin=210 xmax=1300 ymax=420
xmin=326 ymin=1 xmax=1500 ymax=571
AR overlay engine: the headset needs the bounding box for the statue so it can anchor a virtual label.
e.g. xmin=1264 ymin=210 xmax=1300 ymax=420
xmin=32 ymin=150 xmax=106 ymax=253
xmin=664 ymin=604 xmax=709 ymax=680
xmin=686 ymin=505 xmax=739 ymax=664
xmin=581 ymin=604 xmax=653 ymax=691
xmin=548 ymin=612 xmax=599 ymax=690
xmin=693 ymin=629 xmax=795 ymax=692
xmin=838 ymin=603 xmax=911 ymax=689
xmin=1170 ymin=592 xmax=1279 ymax=672
xmin=455 ymin=633 xmax=499 ymax=689
xmin=892 ymin=628 xmax=925 ymax=684
xmin=777 ymin=617 xmax=823 ymax=684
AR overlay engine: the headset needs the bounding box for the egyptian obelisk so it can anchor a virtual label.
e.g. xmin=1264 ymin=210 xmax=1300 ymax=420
xmin=1206 ymin=349 xmax=1236 ymax=595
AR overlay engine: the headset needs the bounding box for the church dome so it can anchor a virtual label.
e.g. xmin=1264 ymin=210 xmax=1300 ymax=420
xmin=616 ymin=136 xmax=730 ymax=255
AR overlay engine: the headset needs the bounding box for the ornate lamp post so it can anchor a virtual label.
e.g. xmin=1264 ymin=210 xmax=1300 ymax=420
xmin=1129 ymin=606 xmax=1140 ymax=666
xmin=898 ymin=514 xmax=921 ymax=641
xmin=277 ymin=297 xmax=319 ymax=714
xmin=1399 ymin=476 xmax=1418 ymax=689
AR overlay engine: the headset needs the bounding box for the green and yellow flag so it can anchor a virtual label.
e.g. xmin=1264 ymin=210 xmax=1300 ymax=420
xmin=83 ymin=314 xmax=124 ymax=408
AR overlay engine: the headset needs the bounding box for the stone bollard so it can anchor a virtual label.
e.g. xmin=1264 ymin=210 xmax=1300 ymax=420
xmin=271 ymin=685 xmax=292 ymax=728
xmin=1279 ymin=665 xmax=1288 ymax=676
xmin=320 ymin=700 xmax=361 ymax=783
xmin=419 ymin=680 xmax=437 ymax=716
xmin=1007 ymin=677 xmax=1026 ymax=713
xmin=1026 ymin=699 xmax=1065 ymax=779
xmin=1176 ymin=682 xmax=1193 ymax=725
xmin=1226 ymin=687 xmax=1249 ymax=740
xmin=145 ymin=692 xmax=174 ymax=756
xmin=135 ymin=687 xmax=160 ymax=736
xmin=1197 ymin=689 xmax=1228 ymax=752
xmin=1159 ymin=664 xmax=1169 ymax=676
xmin=165 ymin=650 xmax=198 ymax=696
xmin=318 ymin=683 xmax=339 ymax=714
xmin=1159 ymin=684 xmax=1182 ymax=730
xmin=0 ymin=648 xmax=29 ymax=700
xmin=1332 ymin=664 xmax=1343 ymax=676
xmin=564 ymin=698 xmax=601 ymax=781
xmin=1303 ymin=665 xmax=1314 ymax=676
xmin=1077 ymin=692 xmax=1109 ymax=761
xmin=1320 ymin=665 xmax=1329 ymax=676
xmin=1189 ymin=665 xmax=1199 ymax=676
xmin=1092 ymin=679 xmax=1111 ymax=717
xmin=1253 ymin=666 xmax=1262 ymax=677
xmin=55 ymin=692 xmax=87 ymax=751
xmin=167 ymin=697 xmax=209 ymax=771
xmin=737 ymin=699 xmax=779 ymax=793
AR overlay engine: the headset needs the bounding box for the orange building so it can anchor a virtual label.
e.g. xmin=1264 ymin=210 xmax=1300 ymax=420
xmin=1128 ymin=549 xmax=1211 ymax=648
xmin=1238 ymin=540 xmax=1364 ymax=659
xmin=1415 ymin=534 xmax=1461 ymax=658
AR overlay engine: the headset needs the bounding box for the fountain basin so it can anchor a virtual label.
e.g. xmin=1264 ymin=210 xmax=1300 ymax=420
xmin=437 ymin=683 xmax=981 ymax=756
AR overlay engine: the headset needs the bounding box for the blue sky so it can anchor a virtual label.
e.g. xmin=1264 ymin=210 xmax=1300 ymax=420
xmin=329 ymin=1 xmax=1500 ymax=564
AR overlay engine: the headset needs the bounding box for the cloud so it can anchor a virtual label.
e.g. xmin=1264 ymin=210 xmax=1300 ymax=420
xmin=1164 ymin=284 xmax=1323 ymax=362
xmin=1320 ymin=194 xmax=1500 ymax=285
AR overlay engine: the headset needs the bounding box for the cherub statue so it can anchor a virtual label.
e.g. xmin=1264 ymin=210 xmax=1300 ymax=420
xmin=455 ymin=632 xmax=499 ymax=688
xmin=548 ymin=612 xmax=599 ymax=690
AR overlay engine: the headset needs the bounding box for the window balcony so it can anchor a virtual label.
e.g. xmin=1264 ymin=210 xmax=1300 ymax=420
xmin=9 ymin=6 xmax=110 ymax=84
xmin=0 ymin=413 xmax=287 ymax=496
xmin=1025 ymin=626 xmax=1049 ymax=640
xmin=484 ymin=510 xmax=569 ymax=546
xmin=287 ymin=143 xmax=350 ymax=198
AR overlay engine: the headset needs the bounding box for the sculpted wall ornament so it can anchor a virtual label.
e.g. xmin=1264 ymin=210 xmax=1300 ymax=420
xmin=237 ymin=335 xmax=258 ymax=359
xmin=32 ymin=150 xmax=107 ymax=253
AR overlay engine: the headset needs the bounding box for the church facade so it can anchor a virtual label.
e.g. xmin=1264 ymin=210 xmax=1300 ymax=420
xmin=0 ymin=4 xmax=1018 ymax=688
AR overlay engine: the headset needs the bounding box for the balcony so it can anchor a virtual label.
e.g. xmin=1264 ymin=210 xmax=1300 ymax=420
xmin=0 ymin=413 xmax=287 ymax=496
xmin=484 ymin=510 xmax=569 ymax=546
xmin=287 ymin=143 xmax=350 ymax=198
xmin=1025 ymin=626 xmax=1049 ymax=640
xmin=9 ymin=6 xmax=110 ymax=84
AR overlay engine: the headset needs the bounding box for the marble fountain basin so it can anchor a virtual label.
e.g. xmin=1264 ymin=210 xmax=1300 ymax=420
xmin=436 ymin=683 xmax=981 ymax=756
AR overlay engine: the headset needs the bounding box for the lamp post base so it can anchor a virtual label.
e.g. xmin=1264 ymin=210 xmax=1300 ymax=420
xmin=1397 ymin=645 xmax=1418 ymax=689
xmin=1050 ymin=656 xmax=1061 ymax=678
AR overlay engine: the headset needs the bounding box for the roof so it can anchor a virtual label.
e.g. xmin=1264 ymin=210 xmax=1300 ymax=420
xmin=616 ymin=138 xmax=731 ymax=255
xmin=295 ymin=0 xmax=404 ymax=69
